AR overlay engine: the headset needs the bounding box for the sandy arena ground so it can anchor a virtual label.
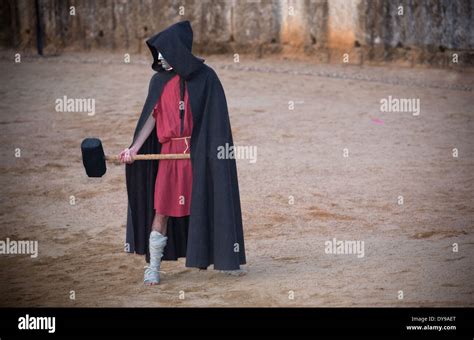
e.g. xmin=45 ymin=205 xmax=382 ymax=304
xmin=0 ymin=53 xmax=473 ymax=307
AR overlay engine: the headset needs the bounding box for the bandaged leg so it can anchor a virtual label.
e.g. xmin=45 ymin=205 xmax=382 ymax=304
xmin=144 ymin=230 xmax=167 ymax=285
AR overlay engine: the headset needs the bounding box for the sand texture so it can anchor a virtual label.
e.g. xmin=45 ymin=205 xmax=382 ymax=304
xmin=0 ymin=53 xmax=473 ymax=306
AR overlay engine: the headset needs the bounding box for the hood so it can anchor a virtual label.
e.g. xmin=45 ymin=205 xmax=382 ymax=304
xmin=146 ymin=21 xmax=204 ymax=79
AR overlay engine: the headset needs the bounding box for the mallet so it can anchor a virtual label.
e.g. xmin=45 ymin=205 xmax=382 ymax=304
xmin=81 ymin=138 xmax=190 ymax=177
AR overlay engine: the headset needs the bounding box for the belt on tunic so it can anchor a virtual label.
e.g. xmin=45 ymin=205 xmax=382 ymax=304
xmin=170 ymin=136 xmax=191 ymax=154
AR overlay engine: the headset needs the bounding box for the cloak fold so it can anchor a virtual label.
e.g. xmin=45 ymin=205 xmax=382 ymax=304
xmin=125 ymin=21 xmax=246 ymax=270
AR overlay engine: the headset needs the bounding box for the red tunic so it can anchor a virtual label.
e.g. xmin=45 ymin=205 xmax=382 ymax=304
xmin=153 ymin=74 xmax=193 ymax=217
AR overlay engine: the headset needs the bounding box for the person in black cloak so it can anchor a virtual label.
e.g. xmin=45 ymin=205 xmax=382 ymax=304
xmin=119 ymin=21 xmax=246 ymax=285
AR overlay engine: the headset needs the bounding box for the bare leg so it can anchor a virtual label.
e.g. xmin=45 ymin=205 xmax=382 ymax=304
xmin=151 ymin=213 xmax=169 ymax=235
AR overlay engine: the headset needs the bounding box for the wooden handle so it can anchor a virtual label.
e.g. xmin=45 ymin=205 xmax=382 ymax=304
xmin=106 ymin=153 xmax=190 ymax=161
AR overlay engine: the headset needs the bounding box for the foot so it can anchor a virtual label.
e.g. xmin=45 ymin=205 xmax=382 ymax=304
xmin=144 ymin=267 xmax=160 ymax=286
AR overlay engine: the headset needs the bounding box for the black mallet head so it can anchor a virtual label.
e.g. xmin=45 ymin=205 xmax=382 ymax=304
xmin=81 ymin=138 xmax=107 ymax=177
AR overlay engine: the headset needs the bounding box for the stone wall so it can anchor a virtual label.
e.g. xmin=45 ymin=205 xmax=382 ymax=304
xmin=1 ymin=0 xmax=473 ymax=67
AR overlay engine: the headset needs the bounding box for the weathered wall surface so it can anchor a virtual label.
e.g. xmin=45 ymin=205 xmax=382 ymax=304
xmin=357 ymin=0 xmax=474 ymax=66
xmin=1 ymin=0 xmax=473 ymax=67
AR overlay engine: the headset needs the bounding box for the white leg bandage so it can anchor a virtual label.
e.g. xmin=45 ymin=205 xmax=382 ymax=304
xmin=144 ymin=231 xmax=168 ymax=284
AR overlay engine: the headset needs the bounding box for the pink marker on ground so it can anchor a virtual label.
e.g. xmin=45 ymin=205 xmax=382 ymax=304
xmin=371 ymin=117 xmax=384 ymax=125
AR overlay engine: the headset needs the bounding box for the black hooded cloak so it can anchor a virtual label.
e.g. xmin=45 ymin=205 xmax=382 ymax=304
xmin=125 ymin=21 xmax=246 ymax=270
